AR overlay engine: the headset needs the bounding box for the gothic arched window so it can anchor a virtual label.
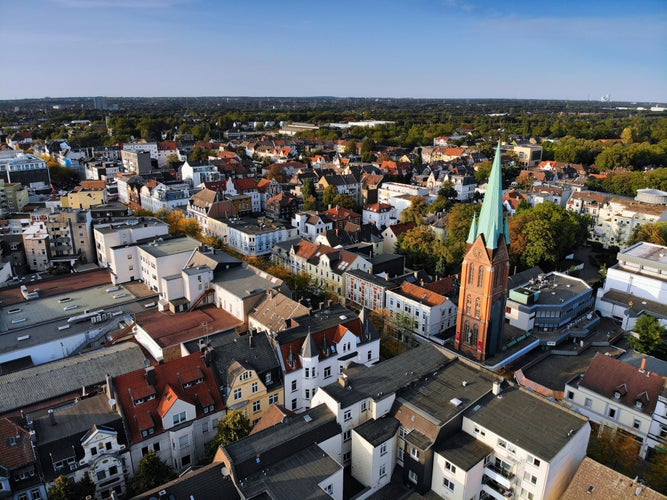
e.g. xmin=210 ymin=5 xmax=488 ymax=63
xmin=477 ymin=267 xmax=484 ymax=288
xmin=465 ymin=295 xmax=472 ymax=315
xmin=475 ymin=298 xmax=481 ymax=319
xmin=468 ymin=264 xmax=474 ymax=285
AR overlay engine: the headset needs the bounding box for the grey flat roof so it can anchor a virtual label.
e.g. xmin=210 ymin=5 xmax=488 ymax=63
xmin=354 ymin=416 xmax=400 ymax=447
xmin=239 ymin=443 xmax=341 ymax=500
xmin=466 ymin=387 xmax=588 ymax=461
xmin=510 ymin=272 xmax=590 ymax=306
xmin=139 ymin=235 xmax=199 ymax=258
xmin=620 ymin=241 xmax=667 ymax=265
xmin=321 ymin=343 xmax=454 ymax=408
xmin=214 ymin=265 xmax=282 ymax=299
xmin=0 ymin=343 xmax=147 ymax=414
xmin=434 ymin=432 xmax=493 ymax=471
xmin=0 ymin=281 xmax=156 ymax=356
xmin=397 ymin=359 xmax=494 ymax=426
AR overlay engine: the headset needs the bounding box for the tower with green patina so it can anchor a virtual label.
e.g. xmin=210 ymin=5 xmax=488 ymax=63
xmin=454 ymin=141 xmax=510 ymax=361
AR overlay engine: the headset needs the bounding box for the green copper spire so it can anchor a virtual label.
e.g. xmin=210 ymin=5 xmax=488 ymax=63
xmin=466 ymin=213 xmax=478 ymax=244
xmin=476 ymin=141 xmax=506 ymax=249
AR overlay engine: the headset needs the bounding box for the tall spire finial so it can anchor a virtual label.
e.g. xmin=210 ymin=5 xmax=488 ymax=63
xmin=466 ymin=213 xmax=478 ymax=244
xmin=475 ymin=141 xmax=506 ymax=249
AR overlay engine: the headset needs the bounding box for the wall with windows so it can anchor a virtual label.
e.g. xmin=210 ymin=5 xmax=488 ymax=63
xmin=350 ymin=431 xmax=395 ymax=492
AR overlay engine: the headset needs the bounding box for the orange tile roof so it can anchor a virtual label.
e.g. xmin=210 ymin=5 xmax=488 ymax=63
xmin=397 ymin=281 xmax=448 ymax=306
xmin=0 ymin=418 xmax=34 ymax=469
xmin=157 ymin=384 xmax=179 ymax=417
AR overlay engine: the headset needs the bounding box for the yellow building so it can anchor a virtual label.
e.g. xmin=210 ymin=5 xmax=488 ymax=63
xmin=226 ymin=360 xmax=283 ymax=426
xmin=0 ymin=180 xmax=29 ymax=215
xmin=62 ymin=180 xmax=107 ymax=209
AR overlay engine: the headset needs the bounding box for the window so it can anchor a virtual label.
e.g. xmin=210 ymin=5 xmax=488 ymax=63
xmin=498 ymin=439 xmax=507 ymax=449
xmin=105 ymin=441 xmax=112 ymax=450
xmin=202 ymin=421 xmax=209 ymax=433
xmin=408 ymin=470 xmax=418 ymax=483
xmin=141 ymin=446 xmax=149 ymax=456
xmin=96 ymin=470 xmax=106 ymax=481
xmin=305 ymin=368 xmax=310 ymax=378
xmin=324 ymin=366 xmax=331 ymax=379
xmin=292 ymin=398 xmax=297 ymax=410
xmin=523 ymin=471 xmax=537 ymax=485
xmin=109 ymin=465 xmax=118 ymax=476
xmin=520 ymin=488 xmax=535 ymax=500
xmin=367 ymin=350 xmax=372 ymax=361
xmin=343 ymin=451 xmax=351 ymax=462
xmin=179 ymin=435 xmax=189 ymax=448
xmin=397 ymin=447 xmax=404 ymax=461
xmin=18 ymin=493 xmax=28 ymax=500
xmin=91 ymin=447 xmax=98 ymax=456
xmin=633 ymin=419 xmax=641 ymax=430
xmin=251 ymin=382 xmax=258 ymax=393
xmin=399 ymin=426 xmax=408 ymax=438
xmin=379 ymin=464 xmax=387 ymax=478
xmin=567 ymin=391 xmax=574 ymax=400
xmin=234 ymin=388 xmax=242 ymax=400
xmin=477 ymin=267 xmax=484 ymax=287
xmin=291 ymin=380 xmax=297 ymax=392
xmin=305 ymin=389 xmax=310 ymax=399
xmin=380 ymin=443 xmax=387 ymax=456
xmin=324 ymin=484 xmax=333 ymax=495
xmin=361 ymin=401 xmax=367 ymax=412
xmin=528 ymin=456 xmax=541 ymax=467
xmin=584 ymin=397 xmax=592 ymax=408
xmin=445 ymin=460 xmax=456 ymax=473
xmin=443 ymin=477 xmax=455 ymax=491
xmin=253 ymin=400 xmax=261 ymax=413
xmin=31 ymin=490 xmax=42 ymax=500
xmin=265 ymin=372 xmax=272 ymax=385
xmin=410 ymin=447 xmax=420 ymax=460
xmin=269 ymin=393 xmax=279 ymax=405
xmin=172 ymin=411 xmax=187 ymax=426
xmin=240 ymin=371 xmax=251 ymax=381
xmin=344 ymin=409 xmax=351 ymax=421
xmin=154 ymin=442 xmax=160 ymax=452
xmin=343 ymin=430 xmax=351 ymax=441
xmin=608 ymin=407 xmax=617 ymax=419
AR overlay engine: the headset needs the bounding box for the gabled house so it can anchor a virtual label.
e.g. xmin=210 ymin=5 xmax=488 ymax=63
xmin=111 ymin=353 xmax=226 ymax=473
xmin=0 ymin=418 xmax=45 ymax=500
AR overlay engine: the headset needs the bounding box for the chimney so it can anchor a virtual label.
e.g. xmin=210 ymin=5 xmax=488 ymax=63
xmin=48 ymin=409 xmax=56 ymax=426
xmin=145 ymin=366 xmax=157 ymax=387
xmin=492 ymin=379 xmax=502 ymax=396
xmin=338 ymin=374 xmax=348 ymax=388
xmin=249 ymin=331 xmax=255 ymax=349
xmin=640 ymin=358 xmax=647 ymax=371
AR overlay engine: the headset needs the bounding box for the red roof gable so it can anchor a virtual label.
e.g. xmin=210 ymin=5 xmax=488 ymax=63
xmin=114 ymin=353 xmax=224 ymax=444
xmin=233 ymin=178 xmax=258 ymax=192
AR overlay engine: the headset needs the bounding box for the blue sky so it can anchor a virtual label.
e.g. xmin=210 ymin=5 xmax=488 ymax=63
xmin=1 ymin=0 xmax=665 ymax=102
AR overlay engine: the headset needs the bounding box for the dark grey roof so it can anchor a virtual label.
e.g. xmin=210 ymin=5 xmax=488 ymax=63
xmin=396 ymin=358 xmax=494 ymax=426
xmin=507 ymin=265 xmax=544 ymax=290
xmin=133 ymin=461 xmax=241 ymax=500
xmin=433 ymin=432 xmax=493 ymax=471
xmin=183 ymin=330 xmax=281 ymax=388
xmin=345 ymin=269 xmax=396 ymax=288
xmin=224 ymin=404 xmax=340 ymax=481
xmin=405 ymin=429 xmax=433 ymax=450
xmin=0 ymin=343 xmax=147 ymax=414
xmin=274 ymin=305 xmax=358 ymax=346
xmin=238 ymin=443 xmax=341 ymax=500
xmin=320 ymin=343 xmax=454 ymax=408
xmin=466 ymin=387 xmax=588 ymax=461
xmin=354 ymin=416 xmax=400 ymax=447
xmin=359 ymin=307 xmax=379 ymax=341
xmin=300 ymin=332 xmax=319 ymax=358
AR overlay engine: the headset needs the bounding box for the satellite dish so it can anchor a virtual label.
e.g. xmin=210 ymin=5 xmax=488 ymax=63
xmin=108 ymin=399 xmax=116 ymax=408
xmin=221 ymin=466 xmax=230 ymax=478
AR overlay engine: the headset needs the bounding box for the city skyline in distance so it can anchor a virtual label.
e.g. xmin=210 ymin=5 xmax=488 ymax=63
xmin=1 ymin=0 xmax=666 ymax=103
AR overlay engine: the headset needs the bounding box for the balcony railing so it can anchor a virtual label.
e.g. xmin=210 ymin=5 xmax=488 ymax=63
xmin=485 ymin=463 xmax=515 ymax=480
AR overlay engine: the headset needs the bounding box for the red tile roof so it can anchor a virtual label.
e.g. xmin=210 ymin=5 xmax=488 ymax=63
xmin=0 ymin=418 xmax=35 ymax=470
xmin=397 ymin=281 xmax=448 ymax=306
xmin=233 ymin=178 xmax=258 ymax=192
xmin=579 ymin=354 xmax=666 ymax=415
xmin=114 ymin=352 xmax=224 ymax=444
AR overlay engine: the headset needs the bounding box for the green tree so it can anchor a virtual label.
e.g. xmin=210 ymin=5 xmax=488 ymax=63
xmin=345 ymin=140 xmax=358 ymax=154
xmin=322 ymin=185 xmax=338 ymax=207
xmin=127 ymin=452 xmax=178 ymax=497
xmin=331 ymin=193 xmax=356 ymax=210
xmin=587 ymin=426 xmax=641 ymax=478
xmin=205 ymin=410 xmax=252 ymax=460
xmin=396 ymin=225 xmax=445 ymax=273
xmin=643 ymin=447 xmax=667 ymax=494
xmin=429 ymin=181 xmax=458 ymax=214
xmin=301 ymin=178 xmax=317 ymax=210
xmin=48 ymin=474 xmax=96 ymax=500
xmin=474 ymin=161 xmax=493 ymax=185
xmin=628 ymin=314 xmax=666 ymax=358
xmin=628 ymin=222 xmax=667 ymax=246
xmin=401 ymin=196 xmax=429 ymax=224
xmin=165 ymin=153 xmax=181 ymax=169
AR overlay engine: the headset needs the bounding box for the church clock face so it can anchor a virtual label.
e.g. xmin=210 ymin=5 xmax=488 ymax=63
xmin=473 ymin=248 xmax=483 ymax=259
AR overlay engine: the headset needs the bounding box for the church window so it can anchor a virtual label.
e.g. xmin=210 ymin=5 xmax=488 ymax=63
xmin=475 ymin=298 xmax=481 ymax=319
xmin=477 ymin=267 xmax=484 ymax=287
xmin=464 ymin=321 xmax=472 ymax=344
xmin=465 ymin=295 xmax=472 ymax=315
xmin=467 ymin=264 xmax=474 ymax=285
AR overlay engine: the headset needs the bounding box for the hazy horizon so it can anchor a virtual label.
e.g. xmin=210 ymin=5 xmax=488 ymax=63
xmin=2 ymin=0 xmax=666 ymax=103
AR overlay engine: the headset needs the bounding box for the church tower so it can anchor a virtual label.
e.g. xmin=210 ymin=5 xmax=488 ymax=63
xmin=454 ymin=141 xmax=510 ymax=361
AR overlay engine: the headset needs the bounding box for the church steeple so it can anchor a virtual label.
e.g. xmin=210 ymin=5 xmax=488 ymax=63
xmin=475 ymin=141 xmax=507 ymax=249
xmin=466 ymin=213 xmax=478 ymax=245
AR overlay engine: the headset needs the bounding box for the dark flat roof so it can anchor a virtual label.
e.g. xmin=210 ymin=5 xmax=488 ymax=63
xmin=434 ymin=432 xmax=493 ymax=471
xmin=354 ymin=416 xmax=400 ymax=447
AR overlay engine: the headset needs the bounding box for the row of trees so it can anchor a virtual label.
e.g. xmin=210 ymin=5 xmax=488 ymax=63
xmin=587 ymin=168 xmax=667 ymax=197
xmin=395 ymin=200 xmax=590 ymax=276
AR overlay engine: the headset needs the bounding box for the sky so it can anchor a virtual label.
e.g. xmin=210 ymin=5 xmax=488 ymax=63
xmin=1 ymin=0 xmax=666 ymax=102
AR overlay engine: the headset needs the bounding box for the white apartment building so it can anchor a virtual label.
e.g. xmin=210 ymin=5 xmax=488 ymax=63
xmin=385 ymin=281 xmax=457 ymax=338
xmin=122 ymin=141 xmax=158 ymax=159
xmin=180 ymin=161 xmax=222 ymax=187
xmin=595 ymin=242 xmax=667 ymax=330
xmin=226 ymin=218 xmax=297 ymax=257
xmin=93 ymin=217 xmax=169 ymax=270
xmin=362 ymin=203 xmax=397 ymax=230
xmin=137 ymin=236 xmax=200 ymax=293
xmin=139 ymin=182 xmax=195 ymax=213
xmin=292 ymin=212 xmax=333 ymax=241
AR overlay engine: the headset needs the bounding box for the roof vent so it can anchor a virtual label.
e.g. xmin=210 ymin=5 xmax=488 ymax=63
xmin=450 ymin=398 xmax=463 ymax=407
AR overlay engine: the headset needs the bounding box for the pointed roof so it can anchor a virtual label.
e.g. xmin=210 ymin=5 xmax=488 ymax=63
xmin=300 ymin=331 xmax=319 ymax=358
xmin=359 ymin=308 xmax=379 ymax=341
xmin=466 ymin=213 xmax=478 ymax=244
xmin=475 ymin=141 xmax=507 ymax=249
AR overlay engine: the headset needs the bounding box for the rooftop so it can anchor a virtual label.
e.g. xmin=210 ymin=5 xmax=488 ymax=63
xmin=434 ymin=432 xmax=493 ymax=472
xmin=619 ymin=241 xmax=667 ymax=266
xmin=354 ymin=416 xmax=400 ymax=447
xmin=561 ymin=457 xmax=665 ymax=500
xmin=139 ymin=235 xmax=200 ymax=258
xmin=465 ymin=387 xmax=588 ymax=461
xmin=0 ymin=343 xmax=146 ymax=415
xmin=213 ymin=265 xmax=283 ymax=300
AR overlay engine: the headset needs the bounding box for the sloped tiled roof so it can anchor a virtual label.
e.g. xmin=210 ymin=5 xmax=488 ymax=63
xmin=395 ymin=281 xmax=448 ymax=306
xmin=0 ymin=418 xmax=34 ymax=470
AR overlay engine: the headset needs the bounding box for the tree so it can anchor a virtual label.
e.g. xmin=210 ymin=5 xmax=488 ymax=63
xmin=587 ymin=426 xmax=641 ymax=478
xmin=48 ymin=474 xmax=96 ymax=500
xmin=628 ymin=314 xmax=666 ymax=358
xmin=322 ymin=185 xmax=338 ymax=207
xmin=267 ymin=164 xmax=286 ymax=183
xmin=205 ymin=410 xmax=252 ymax=460
xmin=400 ymin=196 xmax=429 ymax=224
xmin=165 ymin=153 xmax=181 ymax=169
xmin=345 ymin=140 xmax=358 ymax=154
xmin=301 ymin=178 xmax=318 ymax=210
xmin=127 ymin=452 xmax=177 ymax=497
xmin=331 ymin=193 xmax=355 ymax=210
xmin=429 ymin=181 xmax=458 ymax=214
xmin=628 ymin=222 xmax=667 ymax=246
xmin=474 ymin=161 xmax=493 ymax=185
xmin=643 ymin=446 xmax=667 ymax=494
xmin=396 ymin=225 xmax=443 ymax=273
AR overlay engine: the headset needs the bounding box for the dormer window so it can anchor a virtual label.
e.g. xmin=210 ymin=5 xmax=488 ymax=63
xmin=614 ymin=391 xmax=621 ymax=400
xmin=635 ymin=400 xmax=644 ymax=410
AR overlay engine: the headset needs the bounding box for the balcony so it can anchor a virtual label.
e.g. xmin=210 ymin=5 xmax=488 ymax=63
xmin=483 ymin=464 xmax=514 ymax=489
xmin=481 ymin=477 xmax=513 ymax=500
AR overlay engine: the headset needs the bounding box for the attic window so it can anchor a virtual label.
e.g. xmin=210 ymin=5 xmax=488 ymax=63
xmin=635 ymin=400 xmax=644 ymax=410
